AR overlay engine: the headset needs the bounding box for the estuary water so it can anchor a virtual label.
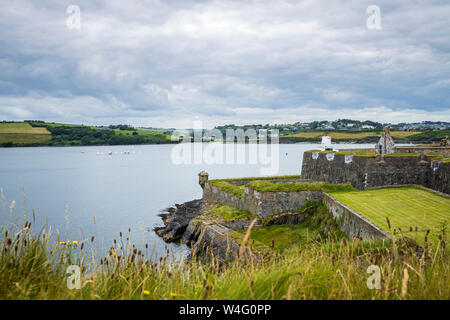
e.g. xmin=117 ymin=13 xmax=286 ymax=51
xmin=0 ymin=143 xmax=375 ymax=259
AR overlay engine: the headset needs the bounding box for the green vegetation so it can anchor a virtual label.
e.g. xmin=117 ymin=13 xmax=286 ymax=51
xmin=384 ymin=153 xmax=420 ymax=157
xmin=425 ymin=152 xmax=450 ymax=163
xmin=305 ymin=149 xmax=379 ymax=157
xmin=0 ymin=121 xmax=176 ymax=147
xmin=407 ymin=129 xmax=450 ymax=142
xmin=0 ymin=122 xmax=51 ymax=146
xmin=234 ymin=201 xmax=346 ymax=253
xmin=354 ymin=153 xmax=378 ymax=157
xmin=208 ymin=180 xmax=246 ymax=199
xmin=202 ymin=204 xmax=257 ymax=221
xmin=330 ymin=187 xmax=450 ymax=247
xmin=280 ymin=130 xmax=422 ymax=143
xmin=221 ymin=175 xmax=301 ymax=182
xmin=304 ymin=149 xmax=321 ymax=153
xmin=1 ymin=204 xmax=448 ymax=299
xmin=246 ymin=180 xmax=356 ymax=193
xmin=335 ymin=150 xmax=365 ymax=155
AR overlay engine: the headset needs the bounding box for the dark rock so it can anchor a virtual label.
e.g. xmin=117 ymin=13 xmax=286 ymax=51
xmin=154 ymin=199 xmax=204 ymax=242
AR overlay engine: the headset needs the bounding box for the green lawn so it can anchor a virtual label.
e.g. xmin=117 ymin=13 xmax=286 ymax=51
xmin=330 ymin=187 xmax=450 ymax=246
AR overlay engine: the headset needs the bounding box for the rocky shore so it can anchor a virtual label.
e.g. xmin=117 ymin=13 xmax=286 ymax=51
xmin=154 ymin=199 xmax=261 ymax=260
xmin=154 ymin=199 xmax=205 ymax=242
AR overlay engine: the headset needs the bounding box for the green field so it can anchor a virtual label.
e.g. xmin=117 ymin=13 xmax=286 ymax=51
xmin=330 ymin=187 xmax=450 ymax=246
xmin=0 ymin=122 xmax=51 ymax=145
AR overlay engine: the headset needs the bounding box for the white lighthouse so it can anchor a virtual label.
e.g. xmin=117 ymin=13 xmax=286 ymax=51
xmin=320 ymin=133 xmax=337 ymax=151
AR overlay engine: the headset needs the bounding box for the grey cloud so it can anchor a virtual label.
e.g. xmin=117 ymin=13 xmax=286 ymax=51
xmin=0 ymin=0 xmax=449 ymax=127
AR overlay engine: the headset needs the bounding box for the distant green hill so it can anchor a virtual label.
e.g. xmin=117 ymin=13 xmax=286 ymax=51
xmin=280 ymin=129 xmax=450 ymax=143
xmin=0 ymin=121 xmax=177 ymax=147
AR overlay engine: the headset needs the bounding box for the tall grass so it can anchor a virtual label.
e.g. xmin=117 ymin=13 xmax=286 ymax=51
xmin=1 ymin=212 xmax=448 ymax=300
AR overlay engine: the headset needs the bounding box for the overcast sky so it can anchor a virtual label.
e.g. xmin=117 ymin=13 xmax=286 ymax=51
xmin=0 ymin=0 xmax=449 ymax=128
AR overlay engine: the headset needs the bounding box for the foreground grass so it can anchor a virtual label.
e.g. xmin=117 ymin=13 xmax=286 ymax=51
xmin=1 ymin=205 xmax=448 ymax=299
xmin=1 ymin=222 xmax=448 ymax=300
xmin=330 ymin=187 xmax=450 ymax=247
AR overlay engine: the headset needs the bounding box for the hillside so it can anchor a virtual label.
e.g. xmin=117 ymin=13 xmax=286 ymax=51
xmin=0 ymin=121 xmax=176 ymax=147
xmin=0 ymin=122 xmax=52 ymax=146
xmin=280 ymin=130 xmax=449 ymax=143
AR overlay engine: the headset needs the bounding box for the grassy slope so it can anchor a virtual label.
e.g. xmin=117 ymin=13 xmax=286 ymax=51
xmin=0 ymin=122 xmax=51 ymax=144
xmin=330 ymin=187 xmax=450 ymax=246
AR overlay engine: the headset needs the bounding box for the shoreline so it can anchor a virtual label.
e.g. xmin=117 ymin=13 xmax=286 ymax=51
xmin=0 ymin=140 xmax=420 ymax=149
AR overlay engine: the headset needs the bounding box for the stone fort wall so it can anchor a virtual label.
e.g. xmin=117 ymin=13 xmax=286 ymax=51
xmin=301 ymin=151 xmax=450 ymax=194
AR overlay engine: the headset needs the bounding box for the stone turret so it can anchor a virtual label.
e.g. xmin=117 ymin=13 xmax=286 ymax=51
xmin=198 ymin=171 xmax=209 ymax=189
xmin=375 ymin=126 xmax=395 ymax=156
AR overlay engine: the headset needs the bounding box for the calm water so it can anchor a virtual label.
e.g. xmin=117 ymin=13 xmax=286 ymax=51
xmin=0 ymin=143 xmax=375 ymax=259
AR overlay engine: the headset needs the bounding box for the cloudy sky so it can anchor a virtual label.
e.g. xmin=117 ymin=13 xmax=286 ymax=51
xmin=0 ymin=0 xmax=449 ymax=128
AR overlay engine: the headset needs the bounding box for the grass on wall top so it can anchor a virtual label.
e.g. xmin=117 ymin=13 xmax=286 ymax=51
xmin=246 ymin=180 xmax=356 ymax=193
xmin=384 ymin=153 xmax=420 ymax=157
xmin=200 ymin=204 xmax=257 ymax=221
xmin=208 ymin=180 xmax=246 ymax=199
xmin=219 ymin=175 xmax=301 ymax=182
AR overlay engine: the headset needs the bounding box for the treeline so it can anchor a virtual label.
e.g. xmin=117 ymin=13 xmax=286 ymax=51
xmin=407 ymin=129 xmax=450 ymax=142
xmin=279 ymin=135 xmax=383 ymax=144
xmin=28 ymin=123 xmax=175 ymax=146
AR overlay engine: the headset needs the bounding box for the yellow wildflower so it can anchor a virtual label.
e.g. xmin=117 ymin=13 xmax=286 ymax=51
xmin=112 ymin=252 xmax=117 ymax=257
xmin=170 ymin=292 xmax=178 ymax=297
xmin=72 ymin=241 xmax=78 ymax=245
xmin=143 ymin=290 xmax=150 ymax=295
xmin=59 ymin=241 xmax=65 ymax=245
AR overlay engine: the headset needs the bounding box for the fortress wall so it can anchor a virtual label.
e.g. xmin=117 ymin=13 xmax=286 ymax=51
xmin=427 ymin=162 xmax=450 ymax=194
xmin=301 ymin=151 xmax=450 ymax=194
xmin=301 ymin=152 xmax=375 ymax=190
xmin=202 ymin=181 xmax=393 ymax=240
xmin=245 ymin=188 xmax=323 ymax=217
xmin=203 ymin=182 xmax=323 ymax=217
xmin=323 ymin=194 xmax=391 ymax=240
xmin=202 ymin=182 xmax=249 ymax=211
